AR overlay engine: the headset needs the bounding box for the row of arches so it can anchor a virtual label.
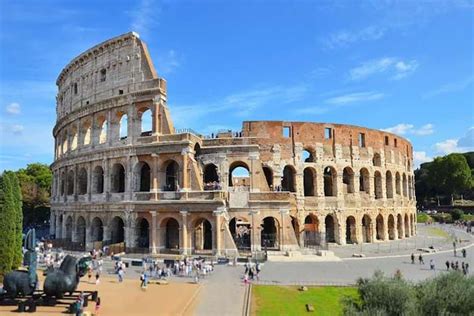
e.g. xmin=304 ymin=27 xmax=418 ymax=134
xmin=56 ymin=107 xmax=153 ymax=158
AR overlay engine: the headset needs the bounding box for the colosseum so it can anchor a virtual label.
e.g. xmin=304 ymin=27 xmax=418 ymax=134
xmin=50 ymin=32 xmax=417 ymax=257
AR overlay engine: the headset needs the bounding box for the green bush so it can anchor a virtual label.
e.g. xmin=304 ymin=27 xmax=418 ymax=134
xmin=451 ymin=209 xmax=464 ymax=221
xmin=431 ymin=212 xmax=453 ymax=223
xmin=417 ymin=213 xmax=432 ymax=223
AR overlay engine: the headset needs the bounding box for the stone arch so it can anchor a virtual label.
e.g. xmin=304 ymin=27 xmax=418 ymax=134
xmin=397 ymin=213 xmax=403 ymax=239
xmin=303 ymin=167 xmax=316 ymax=196
xmin=194 ymin=143 xmax=201 ymax=159
xmin=92 ymin=166 xmax=104 ymax=194
xmin=359 ymin=168 xmax=370 ymax=194
xmin=91 ymin=217 xmax=104 ymax=242
xmin=110 ymin=216 xmax=125 ymax=243
xmin=67 ymin=170 xmax=74 ymax=195
xmin=304 ymin=214 xmax=320 ymax=247
xmin=261 ymin=217 xmax=280 ymax=250
xmin=404 ymin=214 xmax=410 ymax=237
xmin=374 ymin=171 xmax=383 ymax=199
xmin=65 ymin=216 xmax=73 ymax=241
xmin=82 ymin=120 xmax=92 ymax=146
xmin=376 ymin=214 xmax=385 ymax=240
xmin=134 ymin=161 xmax=151 ymax=192
xmin=402 ymin=173 xmax=408 ymax=197
xmin=164 ymin=159 xmax=180 ymax=191
xmin=111 ymin=163 xmax=126 ymax=193
xmin=302 ymin=148 xmax=315 ymax=162
xmin=395 ymin=172 xmax=401 ymax=195
xmin=373 ymin=153 xmax=382 ymax=167
xmin=324 ymin=166 xmax=337 ymax=196
xmin=70 ymin=126 xmax=78 ymax=150
xmin=77 ymin=167 xmax=88 ymax=195
xmin=98 ymin=118 xmax=107 ymax=144
xmin=262 ymin=165 xmax=273 ymax=190
xmin=161 ymin=217 xmax=180 ymax=250
xmin=346 ymin=216 xmax=357 ymax=244
xmin=343 ymin=167 xmax=355 ymax=194
xmin=138 ymin=107 xmax=153 ymax=136
xmin=192 ymin=217 xmax=213 ymax=251
xmin=135 ymin=217 xmax=150 ymax=248
xmin=386 ymin=171 xmax=394 ymax=198
xmin=76 ymin=216 xmax=86 ymax=246
xmin=119 ymin=113 xmax=128 ymax=139
xmin=203 ymin=163 xmax=219 ymax=187
xmin=362 ymin=214 xmax=372 ymax=243
xmin=282 ymin=165 xmax=296 ymax=192
xmin=388 ymin=214 xmax=395 ymax=240
xmin=229 ymin=217 xmax=251 ymax=250
xmin=325 ymin=214 xmax=337 ymax=242
xmin=229 ymin=161 xmax=250 ymax=187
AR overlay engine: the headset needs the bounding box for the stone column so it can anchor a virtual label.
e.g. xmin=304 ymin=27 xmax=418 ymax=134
xmin=103 ymin=158 xmax=110 ymax=201
xmin=55 ymin=212 xmax=61 ymax=238
xmin=279 ymin=209 xmax=290 ymax=251
xmin=249 ymin=152 xmax=259 ymax=192
xmin=181 ymin=149 xmax=189 ymax=190
xmin=337 ymin=214 xmax=346 ymax=245
xmin=150 ymin=211 xmax=157 ymax=254
xmin=213 ymin=209 xmax=224 ymax=256
xmin=249 ymin=210 xmax=260 ymax=252
xmin=61 ymin=215 xmax=67 ymax=239
xmin=73 ymin=165 xmax=78 ymax=201
xmin=383 ymin=216 xmax=389 ymax=241
xmin=107 ymin=110 xmax=113 ymax=146
xmin=151 ymin=154 xmax=159 ymax=200
xmin=87 ymin=161 xmax=93 ymax=202
xmin=180 ymin=211 xmax=189 ymax=254
xmin=103 ymin=225 xmax=111 ymax=242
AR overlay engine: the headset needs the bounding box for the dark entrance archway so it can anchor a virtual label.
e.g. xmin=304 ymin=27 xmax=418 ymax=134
xmin=91 ymin=217 xmax=104 ymax=242
xmin=376 ymin=214 xmax=384 ymax=240
xmin=362 ymin=215 xmax=372 ymax=243
xmin=165 ymin=161 xmax=179 ymax=191
xmin=229 ymin=217 xmax=251 ymax=250
xmin=325 ymin=215 xmax=336 ymax=242
xmin=261 ymin=217 xmax=279 ymax=249
xmin=388 ymin=215 xmax=395 ymax=240
xmin=110 ymin=216 xmax=125 ymax=243
xmin=136 ymin=218 xmax=150 ymax=248
xmin=193 ymin=218 xmax=212 ymax=251
xmin=346 ymin=216 xmax=356 ymax=244
xmin=304 ymin=215 xmax=321 ymax=247
xmin=164 ymin=218 xmax=180 ymax=250
xmin=76 ymin=216 xmax=86 ymax=247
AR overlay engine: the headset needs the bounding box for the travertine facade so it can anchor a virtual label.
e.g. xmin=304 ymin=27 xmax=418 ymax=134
xmin=50 ymin=32 xmax=417 ymax=256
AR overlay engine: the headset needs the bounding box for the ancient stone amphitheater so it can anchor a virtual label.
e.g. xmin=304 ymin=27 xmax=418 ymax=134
xmin=50 ymin=32 xmax=417 ymax=256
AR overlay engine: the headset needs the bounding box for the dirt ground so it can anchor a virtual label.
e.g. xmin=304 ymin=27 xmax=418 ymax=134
xmin=0 ymin=275 xmax=200 ymax=315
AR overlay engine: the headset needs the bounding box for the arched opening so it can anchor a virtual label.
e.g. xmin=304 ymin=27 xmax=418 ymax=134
xmin=302 ymin=148 xmax=315 ymax=162
xmin=346 ymin=216 xmax=356 ymax=244
xmin=77 ymin=168 xmax=87 ymax=195
xmin=303 ymin=167 xmax=316 ymax=196
xmin=373 ymin=153 xmax=382 ymax=166
xmin=229 ymin=162 xmax=250 ymax=188
xmin=91 ymin=217 xmax=104 ymax=242
xmin=402 ymin=174 xmax=408 ymax=197
xmin=324 ymin=166 xmax=337 ymax=196
xmin=304 ymin=215 xmax=320 ymax=247
xmin=194 ymin=143 xmax=201 ymax=159
xmin=110 ymin=216 xmax=125 ymax=243
xmin=362 ymin=215 xmax=372 ymax=243
xmin=386 ymin=171 xmax=394 ymax=198
xmin=203 ymin=164 xmax=220 ymax=190
xmin=92 ymin=166 xmax=104 ymax=194
xmin=119 ymin=114 xmax=128 ymax=139
xmin=397 ymin=214 xmax=403 ymax=239
xmin=374 ymin=171 xmax=383 ymax=199
xmin=404 ymin=214 xmax=410 ymax=237
xmin=388 ymin=214 xmax=395 ymax=240
xmin=164 ymin=160 xmax=179 ymax=191
xmin=67 ymin=170 xmax=74 ymax=195
xmin=99 ymin=119 xmax=107 ymax=144
xmin=82 ymin=121 xmax=91 ymax=146
xmin=76 ymin=216 xmax=86 ymax=246
xmin=136 ymin=218 xmax=150 ymax=248
xmin=65 ymin=216 xmax=73 ymax=241
xmin=343 ymin=167 xmax=355 ymax=194
xmin=163 ymin=218 xmax=180 ymax=250
xmin=134 ymin=162 xmax=151 ymax=192
xmin=262 ymin=166 xmax=273 ymax=190
xmin=395 ymin=172 xmax=401 ymax=195
xmin=325 ymin=215 xmax=336 ymax=243
xmin=70 ymin=127 xmax=78 ymax=150
xmin=376 ymin=214 xmax=384 ymax=240
xmin=193 ymin=218 xmax=212 ymax=251
xmin=359 ymin=168 xmax=370 ymax=194
xmin=140 ymin=108 xmax=153 ymax=136
xmin=229 ymin=217 xmax=251 ymax=250
xmin=282 ymin=165 xmax=296 ymax=192
xmin=261 ymin=217 xmax=279 ymax=250
xmin=111 ymin=163 xmax=125 ymax=193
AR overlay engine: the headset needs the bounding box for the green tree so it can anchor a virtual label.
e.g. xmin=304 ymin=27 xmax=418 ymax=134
xmin=427 ymin=153 xmax=471 ymax=196
xmin=0 ymin=173 xmax=17 ymax=275
xmin=451 ymin=209 xmax=464 ymax=221
xmin=10 ymin=173 xmax=23 ymax=267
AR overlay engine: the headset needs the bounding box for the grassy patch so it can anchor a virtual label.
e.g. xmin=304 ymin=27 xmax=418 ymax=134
xmin=461 ymin=213 xmax=474 ymax=221
xmin=252 ymin=285 xmax=358 ymax=316
xmin=426 ymin=227 xmax=450 ymax=239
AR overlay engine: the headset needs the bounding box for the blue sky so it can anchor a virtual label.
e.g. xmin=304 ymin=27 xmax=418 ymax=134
xmin=0 ymin=0 xmax=473 ymax=171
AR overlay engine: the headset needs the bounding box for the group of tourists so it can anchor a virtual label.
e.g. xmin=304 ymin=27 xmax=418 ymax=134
xmin=410 ymin=245 xmax=470 ymax=275
xmin=114 ymin=260 xmax=127 ymax=282
xmin=453 ymin=220 xmax=473 ymax=234
xmin=204 ymin=181 xmax=222 ymax=191
xmin=243 ymin=261 xmax=262 ymax=284
xmin=445 ymin=260 xmax=470 ymax=275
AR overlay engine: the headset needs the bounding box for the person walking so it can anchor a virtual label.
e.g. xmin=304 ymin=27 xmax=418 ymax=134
xmin=462 ymin=248 xmax=466 ymax=258
xmin=411 ymin=253 xmax=415 ymax=264
xmin=446 ymin=260 xmax=450 ymax=270
xmin=419 ymin=254 xmax=424 ymax=264
xmin=430 ymin=259 xmax=435 ymax=270
xmin=465 ymin=263 xmax=469 ymax=274
xmin=95 ymin=270 xmax=101 ymax=285
xmin=118 ymin=267 xmax=124 ymax=283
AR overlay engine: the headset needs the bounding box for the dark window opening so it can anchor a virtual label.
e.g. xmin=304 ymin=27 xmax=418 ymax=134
xmin=385 ymin=136 xmax=389 ymax=146
xmin=100 ymin=69 xmax=106 ymax=82
xmin=358 ymin=133 xmax=366 ymax=148
xmin=324 ymin=127 xmax=332 ymax=139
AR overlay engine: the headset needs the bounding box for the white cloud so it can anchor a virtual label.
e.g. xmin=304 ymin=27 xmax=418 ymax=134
xmin=6 ymin=102 xmax=21 ymax=114
xmin=413 ymin=151 xmax=432 ymax=168
xmin=434 ymin=127 xmax=474 ymax=154
xmin=383 ymin=123 xmax=434 ymax=136
xmin=423 ymin=75 xmax=474 ymax=98
xmin=324 ymin=26 xmax=385 ymax=49
xmin=157 ymin=50 xmax=181 ymax=74
xmin=129 ymin=0 xmax=159 ymax=37
xmin=349 ymin=57 xmax=418 ymax=81
xmin=325 ymin=91 xmax=384 ymax=105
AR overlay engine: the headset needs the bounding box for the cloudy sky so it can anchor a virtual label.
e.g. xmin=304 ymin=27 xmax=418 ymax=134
xmin=0 ymin=0 xmax=473 ymax=171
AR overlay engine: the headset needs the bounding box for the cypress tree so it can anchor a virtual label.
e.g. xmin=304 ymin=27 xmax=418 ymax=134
xmin=0 ymin=173 xmax=15 ymax=276
xmin=10 ymin=172 xmax=24 ymax=268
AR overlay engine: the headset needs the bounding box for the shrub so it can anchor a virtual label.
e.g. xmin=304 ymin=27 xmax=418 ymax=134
xmin=451 ymin=209 xmax=464 ymax=221
xmin=417 ymin=213 xmax=432 ymax=223
xmin=431 ymin=212 xmax=453 ymax=223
